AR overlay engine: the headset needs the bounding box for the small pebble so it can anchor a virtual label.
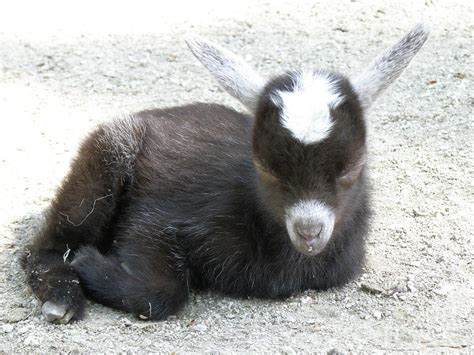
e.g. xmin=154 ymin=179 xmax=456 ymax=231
xmin=5 ymin=307 xmax=29 ymax=323
xmin=17 ymin=325 xmax=31 ymax=335
xmin=24 ymin=335 xmax=41 ymax=346
xmin=407 ymin=282 xmax=416 ymax=293
xmin=279 ymin=346 xmax=296 ymax=355
xmin=2 ymin=324 xmax=14 ymax=333
xmin=397 ymin=294 xmax=407 ymax=301
xmin=433 ymin=284 xmax=450 ymax=296
xmin=193 ymin=323 xmax=207 ymax=332
xmin=372 ymin=310 xmax=382 ymax=320
xmin=360 ymin=282 xmax=384 ymax=294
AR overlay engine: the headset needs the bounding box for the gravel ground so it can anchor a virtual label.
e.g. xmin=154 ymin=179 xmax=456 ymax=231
xmin=0 ymin=0 xmax=473 ymax=352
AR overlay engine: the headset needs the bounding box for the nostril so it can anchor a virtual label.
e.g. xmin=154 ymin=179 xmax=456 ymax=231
xmin=295 ymin=222 xmax=323 ymax=241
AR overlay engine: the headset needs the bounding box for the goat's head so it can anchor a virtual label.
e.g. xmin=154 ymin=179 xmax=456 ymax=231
xmin=187 ymin=24 xmax=429 ymax=255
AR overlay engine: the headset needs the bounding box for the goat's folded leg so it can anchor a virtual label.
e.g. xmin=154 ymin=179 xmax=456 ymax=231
xmin=71 ymin=227 xmax=189 ymax=320
xmin=21 ymin=117 xmax=146 ymax=323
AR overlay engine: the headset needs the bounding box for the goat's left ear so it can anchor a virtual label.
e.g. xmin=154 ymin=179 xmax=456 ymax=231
xmin=186 ymin=35 xmax=265 ymax=113
xmin=352 ymin=23 xmax=430 ymax=111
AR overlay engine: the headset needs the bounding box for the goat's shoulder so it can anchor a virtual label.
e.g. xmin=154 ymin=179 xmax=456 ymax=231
xmin=136 ymin=103 xmax=252 ymax=166
xmin=139 ymin=103 xmax=251 ymax=136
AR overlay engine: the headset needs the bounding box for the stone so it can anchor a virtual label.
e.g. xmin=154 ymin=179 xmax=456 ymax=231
xmin=372 ymin=310 xmax=382 ymax=320
xmin=193 ymin=323 xmax=207 ymax=332
xmin=24 ymin=335 xmax=41 ymax=346
xmin=5 ymin=307 xmax=29 ymax=323
xmin=1 ymin=324 xmax=14 ymax=333
xmin=360 ymin=282 xmax=384 ymax=294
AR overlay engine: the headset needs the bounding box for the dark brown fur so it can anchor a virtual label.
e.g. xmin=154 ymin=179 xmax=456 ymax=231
xmin=22 ymin=75 xmax=370 ymax=321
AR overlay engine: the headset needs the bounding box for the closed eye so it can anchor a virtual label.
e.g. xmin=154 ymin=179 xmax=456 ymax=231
xmin=337 ymin=154 xmax=366 ymax=188
xmin=253 ymin=159 xmax=279 ymax=185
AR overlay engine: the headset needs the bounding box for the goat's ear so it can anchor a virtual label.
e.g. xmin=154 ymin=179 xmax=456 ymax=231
xmin=186 ymin=35 xmax=265 ymax=113
xmin=352 ymin=24 xmax=430 ymax=111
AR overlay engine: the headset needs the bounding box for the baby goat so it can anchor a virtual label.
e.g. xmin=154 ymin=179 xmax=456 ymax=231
xmin=22 ymin=25 xmax=429 ymax=323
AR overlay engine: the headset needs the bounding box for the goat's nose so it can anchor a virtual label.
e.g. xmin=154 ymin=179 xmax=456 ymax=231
xmin=294 ymin=222 xmax=323 ymax=241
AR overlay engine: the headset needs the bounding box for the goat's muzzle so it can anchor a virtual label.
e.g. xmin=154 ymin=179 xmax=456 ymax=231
xmin=285 ymin=200 xmax=336 ymax=256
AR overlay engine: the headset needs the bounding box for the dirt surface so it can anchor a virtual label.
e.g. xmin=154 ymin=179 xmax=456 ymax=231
xmin=0 ymin=0 xmax=472 ymax=352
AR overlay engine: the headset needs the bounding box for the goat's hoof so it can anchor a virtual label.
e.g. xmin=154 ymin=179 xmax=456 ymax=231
xmin=41 ymin=301 xmax=75 ymax=324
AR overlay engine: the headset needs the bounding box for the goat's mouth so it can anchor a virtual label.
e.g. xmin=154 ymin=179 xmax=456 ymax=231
xmin=285 ymin=200 xmax=336 ymax=256
xmin=287 ymin=224 xmax=332 ymax=256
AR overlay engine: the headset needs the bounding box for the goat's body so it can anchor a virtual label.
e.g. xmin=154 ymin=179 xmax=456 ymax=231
xmin=23 ymin=103 xmax=368 ymax=321
xmin=131 ymin=105 xmax=368 ymax=292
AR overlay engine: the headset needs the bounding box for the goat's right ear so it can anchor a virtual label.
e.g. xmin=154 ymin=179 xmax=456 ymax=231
xmin=186 ymin=35 xmax=265 ymax=113
xmin=352 ymin=24 xmax=430 ymax=111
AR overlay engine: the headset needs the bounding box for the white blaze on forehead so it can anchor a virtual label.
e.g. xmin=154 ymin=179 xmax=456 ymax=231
xmin=274 ymin=71 xmax=344 ymax=145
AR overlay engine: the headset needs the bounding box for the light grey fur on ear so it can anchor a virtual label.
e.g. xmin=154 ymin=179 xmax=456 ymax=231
xmin=353 ymin=23 xmax=430 ymax=110
xmin=186 ymin=35 xmax=265 ymax=113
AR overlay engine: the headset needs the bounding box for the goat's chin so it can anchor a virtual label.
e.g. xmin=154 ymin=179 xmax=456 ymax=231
xmin=290 ymin=238 xmax=329 ymax=256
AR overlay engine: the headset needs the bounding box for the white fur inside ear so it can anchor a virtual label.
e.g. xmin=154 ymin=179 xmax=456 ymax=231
xmin=275 ymin=71 xmax=343 ymax=145
xmin=353 ymin=23 xmax=430 ymax=110
xmin=186 ymin=35 xmax=265 ymax=113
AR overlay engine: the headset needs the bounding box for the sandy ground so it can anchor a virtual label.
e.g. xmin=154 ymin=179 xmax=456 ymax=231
xmin=0 ymin=0 xmax=473 ymax=352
